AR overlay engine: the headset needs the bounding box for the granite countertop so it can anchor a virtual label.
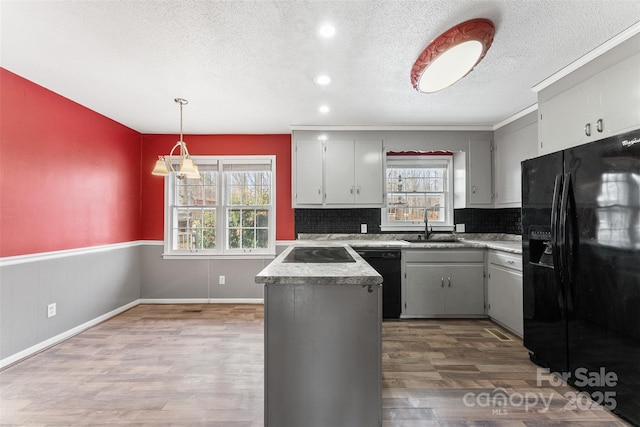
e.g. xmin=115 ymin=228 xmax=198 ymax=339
xmin=255 ymin=243 xmax=383 ymax=286
xmin=295 ymin=233 xmax=523 ymax=254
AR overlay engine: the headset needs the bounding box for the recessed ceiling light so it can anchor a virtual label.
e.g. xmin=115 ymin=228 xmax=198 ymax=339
xmin=411 ymin=18 xmax=494 ymax=93
xmin=313 ymin=74 xmax=331 ymax=85
xmin=318 ymin=24 xmax=336 ymax=38
xmin=319 ymin=105 xmax=330 ymax=114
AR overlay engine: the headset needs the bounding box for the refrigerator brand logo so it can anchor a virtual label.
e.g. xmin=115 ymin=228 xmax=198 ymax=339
xmin=621 ymin=137 xmax=640 ymax=147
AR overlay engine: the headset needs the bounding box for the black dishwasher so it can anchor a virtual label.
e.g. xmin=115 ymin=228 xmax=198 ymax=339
xmin=354 ymin=249 xmax=401 ymax=319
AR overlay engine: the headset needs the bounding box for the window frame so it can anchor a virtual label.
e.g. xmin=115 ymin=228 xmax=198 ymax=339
xmin=380 ymin=155 xmax=454 ymax=232
xmin=162 ymin=155 xmax=276 ymax=259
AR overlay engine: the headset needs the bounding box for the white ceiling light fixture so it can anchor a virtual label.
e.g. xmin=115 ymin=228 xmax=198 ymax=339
xmin=319 ymin=105 xmax=330 ymax=114
xmin=411 ymin=18 xmax=495 ymax=93
xmin=318 ymin=24 xmax=336 ymax=38
xmin=151 ymin=98 xmax=200 ymax=179
xmin=313 ymin=74 xmax=332 ymax=85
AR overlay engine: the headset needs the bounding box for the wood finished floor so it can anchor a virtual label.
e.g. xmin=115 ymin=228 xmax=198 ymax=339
xmin=0 ymin=304 xmax=630 ymax=426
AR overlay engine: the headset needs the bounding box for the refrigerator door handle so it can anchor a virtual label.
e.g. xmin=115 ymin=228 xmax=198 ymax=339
xmin=560 ymin=173 xmax=577 ymax=309
xmin=551 ymin=174 xmax=565 ymax=309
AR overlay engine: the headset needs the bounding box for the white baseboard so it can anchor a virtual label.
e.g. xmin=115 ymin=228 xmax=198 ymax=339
xmin=139 ymin=298 xmax=264 ymax=304
xmin=0 ymin=300 xmax=139 ymax=370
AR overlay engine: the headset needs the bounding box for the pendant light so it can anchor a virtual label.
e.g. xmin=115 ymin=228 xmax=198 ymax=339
xmin=151 ymin=98 xmax=200 ymax=179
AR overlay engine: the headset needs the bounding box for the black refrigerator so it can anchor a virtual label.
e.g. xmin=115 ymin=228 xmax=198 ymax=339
xmin=522 ymin=128 xmax=640 ymax=426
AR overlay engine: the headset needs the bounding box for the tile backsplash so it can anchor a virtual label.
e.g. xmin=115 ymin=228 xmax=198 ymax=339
xmin=294 ymin=208 xmax=522 ymax=236
xmin=454 ymin=208 xmax=522 ymax=235
xmin=295 ymin=209 xmax=381 ymax=235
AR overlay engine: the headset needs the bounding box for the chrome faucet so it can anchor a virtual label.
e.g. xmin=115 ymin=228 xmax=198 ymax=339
xmin=424 ymin=208 xmax=432 ymax=240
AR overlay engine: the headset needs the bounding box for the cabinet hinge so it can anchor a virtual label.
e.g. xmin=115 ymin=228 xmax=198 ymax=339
xmin=324 ymin=146 xmax=327 ymax=152
xmin=404 ymin=302 xmax=407 ymax=309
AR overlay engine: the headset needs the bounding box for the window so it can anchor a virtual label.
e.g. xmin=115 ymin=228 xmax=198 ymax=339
xmin=164 ymin=156 xmax=276 ymax=257
xmin=381 ymin=156 xmax=453 ymax=231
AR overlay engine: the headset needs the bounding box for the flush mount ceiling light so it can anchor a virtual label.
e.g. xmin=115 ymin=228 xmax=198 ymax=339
xmin=319 ymin=105 xmax=330 ymax=114
xmin=151 ymin=98 xmax=200 ymax=179
xmin=411 ymin=18 xmax=495 ymax=93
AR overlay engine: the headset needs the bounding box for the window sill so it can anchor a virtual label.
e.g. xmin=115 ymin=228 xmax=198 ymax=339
xmin=162 ymin=253 xmax=276 ymax=260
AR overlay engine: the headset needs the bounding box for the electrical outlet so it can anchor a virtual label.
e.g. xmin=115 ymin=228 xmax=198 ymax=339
xmin=47 ymin=303 xmax=56 ymax=318
xmin=360 ymin=223 xmax=367 ymax=234
xmin=219 ymin=275 xmax=225 ymax=285
xmin=456 ymin=223 xmax=466 ymax=233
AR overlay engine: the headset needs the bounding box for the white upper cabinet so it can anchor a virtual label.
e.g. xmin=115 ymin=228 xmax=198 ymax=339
xmin=494 ymin=116 xmax=538 ymax=207
xmin=354 ymin=140 xmax=384 ymax=205
xmin=293 ymin=140 xmax=324 ymax=205
xmin=324 ymin=140 xmax=355 ymax=204
xmin=468 ymin=139 xmax=493 ymax=206
xmin=538 ymin=50 xmax=640 ymax=155
xmin=453 ymin=139 xmax=493 ymax=208
xmin=292 ymin=139 xmax=384 ymax=208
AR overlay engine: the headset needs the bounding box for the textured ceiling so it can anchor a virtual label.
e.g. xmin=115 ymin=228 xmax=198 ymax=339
xmin=1 ymin=1 xmax=639 ymax=134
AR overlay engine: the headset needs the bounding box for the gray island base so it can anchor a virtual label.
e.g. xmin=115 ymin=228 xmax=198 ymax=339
xmin=256 ymin=244 xmax=383 ymax=427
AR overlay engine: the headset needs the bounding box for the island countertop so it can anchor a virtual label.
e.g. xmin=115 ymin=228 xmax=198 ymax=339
xmin=255 ymin=243 xmax=383 ymax=286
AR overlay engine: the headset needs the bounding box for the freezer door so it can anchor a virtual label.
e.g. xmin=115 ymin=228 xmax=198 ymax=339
xmin=521 ymin=151 xmax=568 ymax=372
xmin=564 ymin=129 xmax=640 ymax=426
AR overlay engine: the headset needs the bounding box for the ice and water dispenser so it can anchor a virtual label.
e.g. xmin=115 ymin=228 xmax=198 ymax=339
xmin=528 ymin=226 xmax=554 ymax=268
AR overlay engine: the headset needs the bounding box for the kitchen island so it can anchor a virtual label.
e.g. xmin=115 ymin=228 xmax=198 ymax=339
xmin=256 ymin=244 xmax=383 ymax=427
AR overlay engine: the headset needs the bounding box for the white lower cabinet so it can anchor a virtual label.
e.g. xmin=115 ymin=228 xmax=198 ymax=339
xmin=402 ymin=249 xmax=485 ymax=318
xmin=487 ymin=251 xmax=523 ymax=336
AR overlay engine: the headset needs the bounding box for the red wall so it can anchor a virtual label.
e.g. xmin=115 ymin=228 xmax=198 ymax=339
xmin=0 ymin=68 xmax=142 ymax=257
xmin=141 ymin=134 xmax=295 ymax=241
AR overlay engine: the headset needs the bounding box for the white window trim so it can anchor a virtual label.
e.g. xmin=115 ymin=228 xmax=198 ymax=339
xmin=162 ymin=155 xmax=276 ymax=259
xmin=381 ymin=155 xmax=454 ymax=232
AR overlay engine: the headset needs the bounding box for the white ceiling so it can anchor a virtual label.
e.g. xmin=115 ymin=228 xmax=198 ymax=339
xmin=1 ymin=1 xmax=639 ymax=134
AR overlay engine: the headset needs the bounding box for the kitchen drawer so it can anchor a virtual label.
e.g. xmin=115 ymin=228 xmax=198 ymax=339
xmin=403 ymin=250 xmax=484 ymax=263
xmin=488 ymin=251 xmax=523 ymax=272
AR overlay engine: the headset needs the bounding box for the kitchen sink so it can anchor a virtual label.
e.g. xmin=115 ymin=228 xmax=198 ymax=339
xmin=403 ymin=238 xmax=459 ymax=243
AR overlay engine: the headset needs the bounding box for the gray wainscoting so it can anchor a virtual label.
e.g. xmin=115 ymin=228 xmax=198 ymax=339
xmin=139 ymin=243 xmax=290 ymax=300
xmin=0 ymin=244 xmax=141 ymax=362
xmin=1 ymin=241 xmax=294 ymax=366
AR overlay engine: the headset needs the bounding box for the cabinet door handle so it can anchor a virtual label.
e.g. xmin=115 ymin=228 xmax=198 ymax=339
xmin=507 ymin=260 xmax=515 ymax=264
xmin=350 ymin=186 xmax=354 ymax=194
xmin=596 ymin=118 xmax=603 ymax=133
xmin=471 ymin=185 xmax=478 ymax=194
xmin=448 ymin=277 xmax=451 ymax=287
xmin=356 ymin=186 xmax=361 ymax=195
xmin=441 ymin=277 xmax=444 ymax=287
xmin=584 ymin=123 xmax=591 ymax=137
xmin=318 ymin=187 xmax=321 ymax=195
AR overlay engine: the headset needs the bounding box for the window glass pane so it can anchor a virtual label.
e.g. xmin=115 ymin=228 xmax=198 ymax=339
xmin=256 ymin=210 xmax=269 ymax=228
xmin=172 ymin=208 xmax=216 ymax=250
xmin=241 ymin=209 xmax=255 ymax=227
xmin=256 ymin=229 xmax=269 ymax=248
xmin=242 ymin=229 xmax=255 ymax=248
xmin=226 ymin=171 xmax=272 ymax=206
xmin=228 ymin=228 xmax=241 ymax=249
xmin=175 ymin=171 xmax=217 ymax=206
